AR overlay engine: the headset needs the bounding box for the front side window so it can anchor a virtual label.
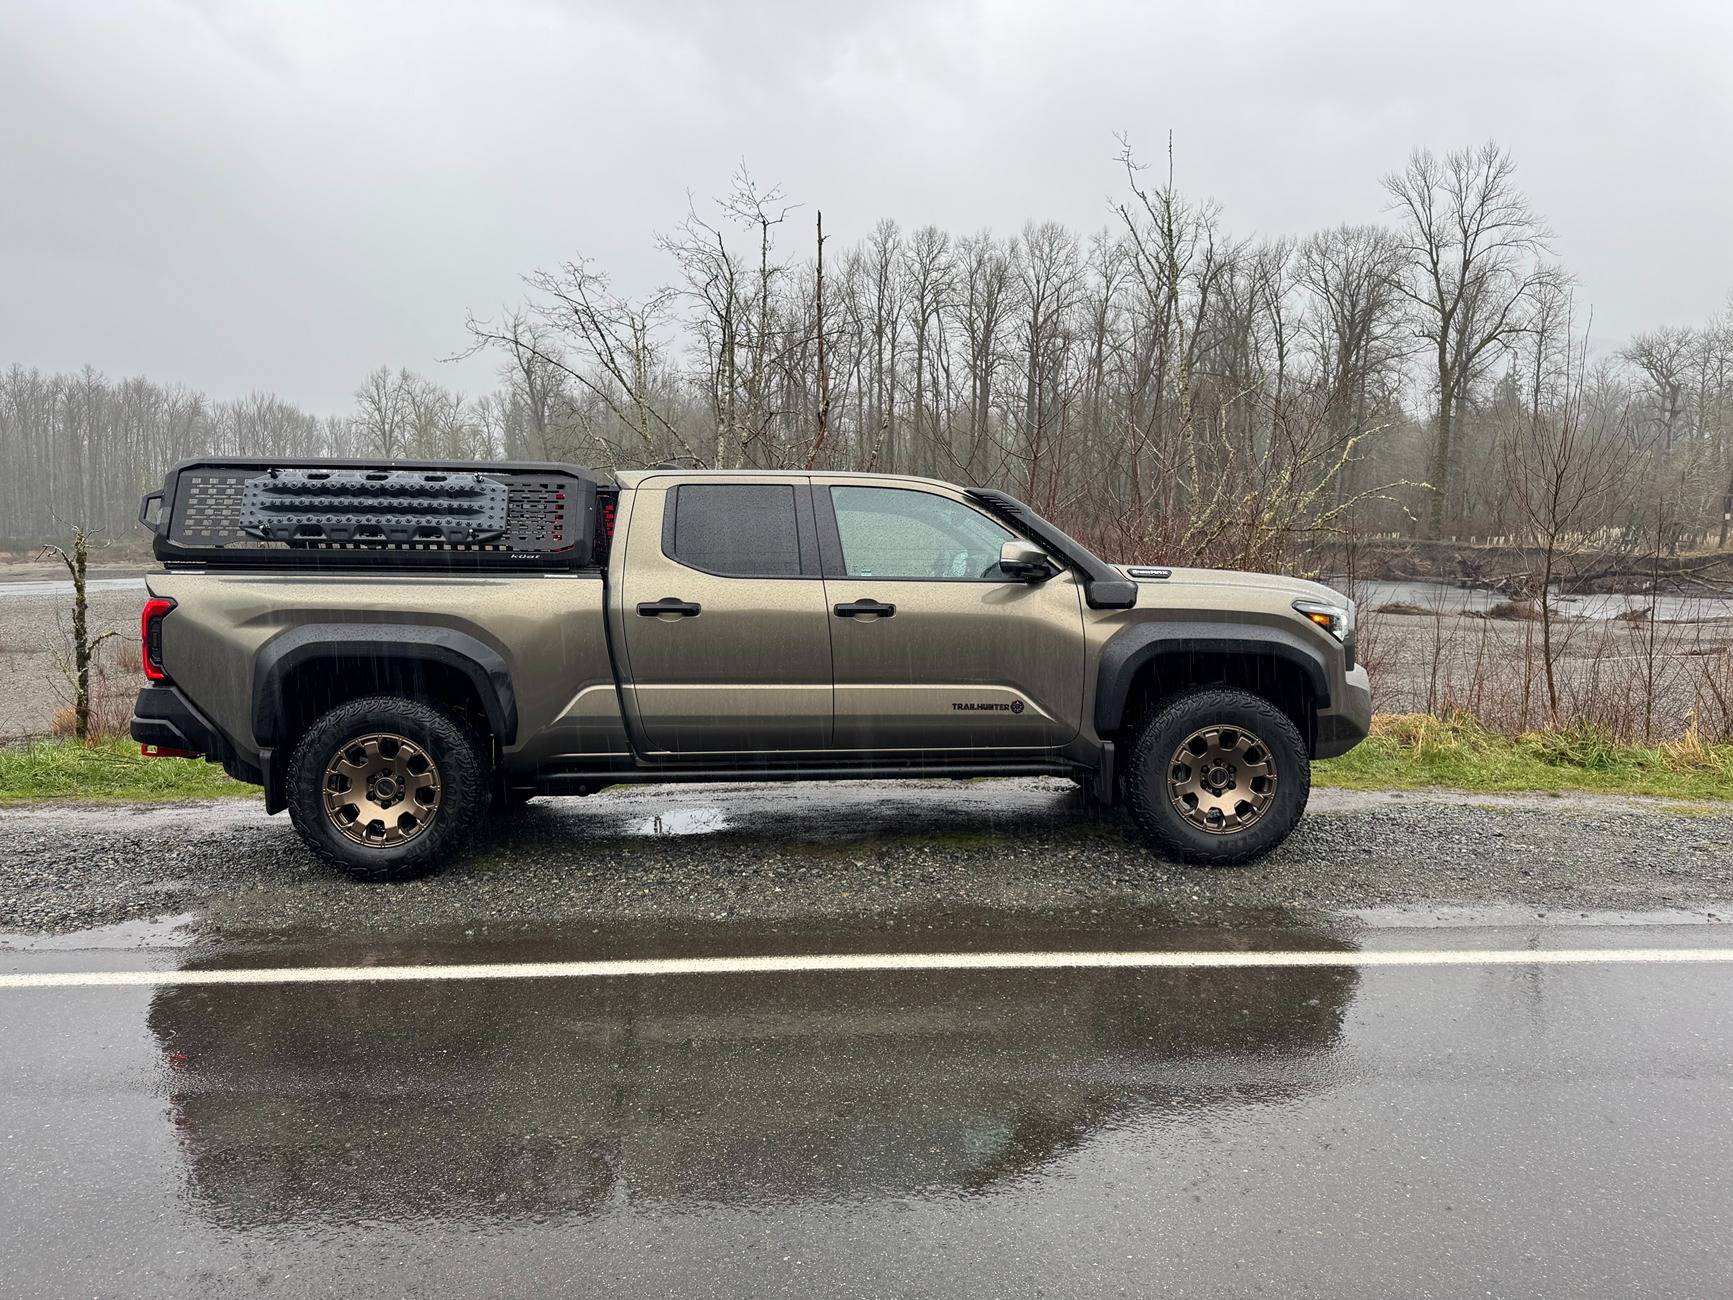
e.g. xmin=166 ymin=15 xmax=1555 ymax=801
xmin=669 ymin=483 xmax=802 ymax=576
xmin=830 ymin=486 xmax=1016 ymax=580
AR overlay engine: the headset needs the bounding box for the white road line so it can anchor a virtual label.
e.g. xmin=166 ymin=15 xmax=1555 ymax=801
xmin=3 ymin=946 xmax=1733 ymax=990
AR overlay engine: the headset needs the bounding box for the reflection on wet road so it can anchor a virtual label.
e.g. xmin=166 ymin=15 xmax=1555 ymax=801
xmin=591 ymin=776 xmax=1081 ymax=841
xmin=4 ymin=910 xmax=1733 ymax=1297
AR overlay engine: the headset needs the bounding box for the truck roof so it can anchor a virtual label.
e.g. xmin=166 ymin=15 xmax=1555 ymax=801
xmin=612 ymin=468 xmax=964 ymax=490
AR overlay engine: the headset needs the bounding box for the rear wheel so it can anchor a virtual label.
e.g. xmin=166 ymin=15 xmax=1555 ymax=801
xmin=286 ymin=695 xmax=489 ymax=882
xmin=1123 ymin=687 xmax=1309 ymax=866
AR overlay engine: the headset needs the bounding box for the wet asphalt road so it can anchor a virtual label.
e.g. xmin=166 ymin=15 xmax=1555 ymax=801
xmin=5 ymin=903 xmax=1733 ymax=1298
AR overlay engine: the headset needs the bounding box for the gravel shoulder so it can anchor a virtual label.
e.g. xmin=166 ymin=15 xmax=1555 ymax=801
xmin=2 ymin=778 xmax=1729 ymax=937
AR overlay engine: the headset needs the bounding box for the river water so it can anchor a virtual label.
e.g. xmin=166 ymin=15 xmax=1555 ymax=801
xmin=1345 ymin=579 xmax=1733 ymax=622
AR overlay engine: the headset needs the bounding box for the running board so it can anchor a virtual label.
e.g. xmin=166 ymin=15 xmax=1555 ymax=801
xmin=535 ymin=761 xmax=1083 ymax=793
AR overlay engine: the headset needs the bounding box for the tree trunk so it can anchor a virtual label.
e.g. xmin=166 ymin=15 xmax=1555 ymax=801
xmin=1427 ymin=389 xmax=1455 ymax=540
xmin=1540 ymin=540 xmax=1559 ymax=723
xmin=812 ymin=211 xmax=830 ymax=467
xmin=71 ymin=529 xmax=90 ymax=740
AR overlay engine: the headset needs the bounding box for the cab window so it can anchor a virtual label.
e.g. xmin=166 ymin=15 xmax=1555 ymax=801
xmin=668 ymin=483 xmax=803 ymax=577
xmin=830 ymin=486 xmax=1016 ymax=580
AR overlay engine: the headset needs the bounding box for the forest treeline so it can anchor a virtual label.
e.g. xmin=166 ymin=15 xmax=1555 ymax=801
xmin=4 ymin=139 xmax=1732 ymax=571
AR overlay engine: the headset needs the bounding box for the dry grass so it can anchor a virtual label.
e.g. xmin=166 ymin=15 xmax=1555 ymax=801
xmin=45 ymin=661 xmax=137 ymax=741
xmin=1317 ymin=711 xmax=1733 ymax=800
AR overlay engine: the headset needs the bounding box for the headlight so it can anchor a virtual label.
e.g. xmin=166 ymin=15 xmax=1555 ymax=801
xmin=1293 ymin=598 xmax=1356 ymax=669
xmin=1293 ymin=599 xmax=1347 ymax=640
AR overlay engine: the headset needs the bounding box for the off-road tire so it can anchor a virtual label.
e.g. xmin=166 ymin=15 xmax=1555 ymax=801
xmin=287 ymin=695 xmax=489 ymax=882
xmin=1123 ymin=687 xmax=1310 ymax=867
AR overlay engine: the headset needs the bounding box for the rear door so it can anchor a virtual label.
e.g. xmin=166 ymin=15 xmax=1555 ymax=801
xmin=815 ymin=479 xmax=1086 ymax=752
xmin=620 ymin=477 xmax=832 ymax=755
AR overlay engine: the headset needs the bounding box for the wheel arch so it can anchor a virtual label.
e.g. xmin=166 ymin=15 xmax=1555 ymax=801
xmin=253 ymin=624 xmax=516 ymax=811
xmin=1094 ymin=622 xmax=1330 ymax=753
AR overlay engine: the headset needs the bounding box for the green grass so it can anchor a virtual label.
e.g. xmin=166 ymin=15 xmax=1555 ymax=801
xmin=3 ymin=716 xmax=1731 ymax=807
xmin=0 ymin=738 xmax=250 ymax=804
xmin=1316 ymin=714 xmax=1733 ymax=803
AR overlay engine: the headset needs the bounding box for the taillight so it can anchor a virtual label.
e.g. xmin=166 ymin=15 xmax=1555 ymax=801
xmin=142 ymin=597 xmax=175 ymax=682
xmin=595 ymin=492 xmax=618 ymax=559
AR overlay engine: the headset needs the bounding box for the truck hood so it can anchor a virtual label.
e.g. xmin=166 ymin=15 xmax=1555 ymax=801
xmin=1114 ymin=564 xmax=1348 ymax=606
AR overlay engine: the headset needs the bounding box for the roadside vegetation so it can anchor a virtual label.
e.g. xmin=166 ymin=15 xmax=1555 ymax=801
xmin=0 ymin=738 xmax=245 ymax=804
xmin=1316 ymin=713 xmax=1733 ymax=802
xmin=5 ymin=719 xmax=1730 ymax=808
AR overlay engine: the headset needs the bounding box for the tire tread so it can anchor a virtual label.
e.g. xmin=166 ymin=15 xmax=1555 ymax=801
xmin=285 ymin=694 xmax=488 ymax=882
xmin=1123 ymin=686 xmax=1310 ymax=867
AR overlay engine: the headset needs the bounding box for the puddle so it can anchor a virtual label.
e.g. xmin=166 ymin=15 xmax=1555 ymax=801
xmin=624 ymin=807 xmax=733 ymax=837
xmin=0 ymin=912 xmax=200 ymax=952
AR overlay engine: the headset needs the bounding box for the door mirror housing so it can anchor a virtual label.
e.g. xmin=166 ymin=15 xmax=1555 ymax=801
xmin=999 ymin=539 xmax=1057 ymax=583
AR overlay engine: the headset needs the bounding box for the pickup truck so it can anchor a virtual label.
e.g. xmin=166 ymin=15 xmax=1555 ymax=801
xmin=130 ymin=458 xmax=1371 ymax=881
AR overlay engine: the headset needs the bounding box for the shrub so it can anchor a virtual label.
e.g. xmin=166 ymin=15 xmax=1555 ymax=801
xmin=1522 ymin=724 xmax=1622 ymax=770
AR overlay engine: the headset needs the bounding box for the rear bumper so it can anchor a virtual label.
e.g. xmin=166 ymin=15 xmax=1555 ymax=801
xmin=131 ymin=685 xmax=264 ymax=787
xmin=131 ymin=683 xmax=211 ymax=754
xmin=1314 ymin=664 xmax=1373 ymax=759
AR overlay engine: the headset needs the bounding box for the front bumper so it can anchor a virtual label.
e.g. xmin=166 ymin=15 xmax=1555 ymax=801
xmin=1314 ymin=664 xmax=1373 ymax=759
xmin=131 ymin=685 xmax=263 ymax=786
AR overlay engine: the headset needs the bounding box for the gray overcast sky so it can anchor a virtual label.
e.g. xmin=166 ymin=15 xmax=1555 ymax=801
xmin=3 ymin=0 xmax=1730 ymax=412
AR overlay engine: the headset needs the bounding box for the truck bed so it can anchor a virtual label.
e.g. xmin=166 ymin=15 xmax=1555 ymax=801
xmin=144 ymin=567 xmax=627 ymax=782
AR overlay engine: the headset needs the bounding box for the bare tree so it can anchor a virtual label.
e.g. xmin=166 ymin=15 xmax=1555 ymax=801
xmin=1622 ymin=325 xmax=1694 ymax=454
xmin=352 ymin=365 xmax=406 ymax=458
xmin=1296 ymin=223 xmax=1407 ymax=494
xmin=1502 ymin=328 xmax=1641 ymax=721
xmin=1383 ymin=142 xmax=1554 ymax=538
xmin=956 ymin=230 xmax=1017 ymax=481
xmin=1015 ymin=221 xmax=1082 ymax=509
xmin=810 ymin=210 xmax=833 ymax=468
xmin=863 ymin=218 xmax=904 ymax=469
xmin=39 ymin=525 xmax=119 ymax=741
xmin=900 ymin=226 xmax=953 ymax=477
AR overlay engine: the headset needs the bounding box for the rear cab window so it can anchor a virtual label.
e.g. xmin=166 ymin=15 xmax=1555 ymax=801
xmin=663 ymin=483 xmax=807 ymax=577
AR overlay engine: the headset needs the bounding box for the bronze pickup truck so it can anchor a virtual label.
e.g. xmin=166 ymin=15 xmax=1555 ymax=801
xmin=131 ymin=459 xmax=1370 ymax=881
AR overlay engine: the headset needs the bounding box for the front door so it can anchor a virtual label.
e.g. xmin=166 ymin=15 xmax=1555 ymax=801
xmin=815 ymin=480 xmax=1087 ymax=752
xmin=620 ymin=477 xmax=831 ymax=755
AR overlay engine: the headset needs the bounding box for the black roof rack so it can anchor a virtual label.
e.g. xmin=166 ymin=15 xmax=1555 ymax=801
xmin=139 ymin=458 xmax=602 ymax=570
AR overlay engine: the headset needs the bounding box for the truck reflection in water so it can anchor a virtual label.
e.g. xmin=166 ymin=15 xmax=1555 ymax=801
xmin=147 ymin=924 xmax=1358 ymax=1229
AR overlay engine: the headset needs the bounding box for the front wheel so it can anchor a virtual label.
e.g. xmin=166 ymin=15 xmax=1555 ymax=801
xmin=1123 ymin=687 xmax=1310 ymax=867
xmin=286 ymin=695 xmax=490 ymax=882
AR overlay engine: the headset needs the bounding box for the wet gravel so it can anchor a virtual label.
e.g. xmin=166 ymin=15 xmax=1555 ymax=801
xmin=1 ymin=779 xmax=1730 ymax=937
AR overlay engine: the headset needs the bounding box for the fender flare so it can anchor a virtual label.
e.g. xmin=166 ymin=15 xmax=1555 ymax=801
xmin=1093 ymin=620 xmax=1332 ymax=737
xmin=252 ymin=623 xmax=518 ymax=748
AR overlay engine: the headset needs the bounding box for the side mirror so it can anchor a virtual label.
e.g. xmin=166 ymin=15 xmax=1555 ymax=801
xmin=999 ymin=539 xmax=1056 ymax=583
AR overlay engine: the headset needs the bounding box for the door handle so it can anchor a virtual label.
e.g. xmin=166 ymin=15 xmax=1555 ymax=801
xmin=833 ymin=599 xmax=896 ymax=618
xmin=637 ymin=598 xmax=702 ymax=617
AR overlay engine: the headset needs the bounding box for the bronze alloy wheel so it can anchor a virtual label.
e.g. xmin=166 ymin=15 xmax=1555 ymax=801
xmin=1167 ymin=724 xmax=1277 ymax=834
xmin=321 ymin=733 xmax=443 ymax=847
